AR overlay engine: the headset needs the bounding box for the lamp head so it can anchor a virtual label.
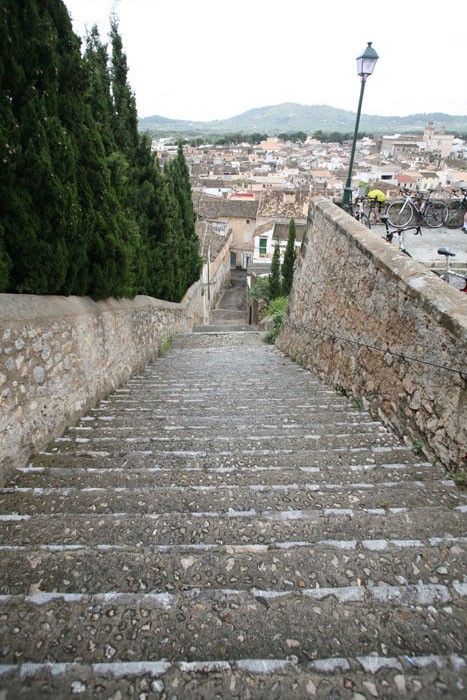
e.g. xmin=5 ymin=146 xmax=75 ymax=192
xmin=357 ymin=42 xmax=379 ymax=78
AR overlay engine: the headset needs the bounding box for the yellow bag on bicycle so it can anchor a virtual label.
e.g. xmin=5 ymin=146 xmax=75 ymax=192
xmin=367 ymin=189 xmax=386 ymax=203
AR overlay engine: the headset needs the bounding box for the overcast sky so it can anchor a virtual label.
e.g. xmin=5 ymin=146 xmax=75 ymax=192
xmin=63 ymin=0 xmax=466 ymax=122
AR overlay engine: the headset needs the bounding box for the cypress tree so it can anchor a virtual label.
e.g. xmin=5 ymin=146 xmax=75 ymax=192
xmin=110 ymin=15 xmax=138 ymax=158
xmin=269 ymin=238 xmax=281 ymax=300
xmin=84 ymin=23 xmax=143 ymax=298
xmin=131 ymin=133 xmax=170 ymax=297
xmin=0 ymin=0 xmax=135 ymax=299
xmin=282 ymin=217 xmax=296 ymax=296
xmin=164 ymin=141 xmax=202 ymax=295
xmin=0 ymin=0 xmax=83 ymax=294
xmin=84 ymin=25 xmax=115 ymax=154
xmin=0 ymin=1 xmax=201 ymax=302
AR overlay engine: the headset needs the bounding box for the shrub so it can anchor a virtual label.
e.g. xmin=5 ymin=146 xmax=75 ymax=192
xmin=263 ymin=296 xmax=288 ymax=344
xmin=247 ymin=276 xmax=270 ymax=303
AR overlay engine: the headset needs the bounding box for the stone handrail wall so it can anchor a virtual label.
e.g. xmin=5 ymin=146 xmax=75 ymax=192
xmin=277 ymin=197 xmax=467 ymax=473
xmin=0 ymin=281 xmax=204 ymax=484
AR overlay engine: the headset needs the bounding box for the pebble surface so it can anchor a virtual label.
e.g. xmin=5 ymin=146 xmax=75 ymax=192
xmin=0 ymin=330 xmax=466 ymax=698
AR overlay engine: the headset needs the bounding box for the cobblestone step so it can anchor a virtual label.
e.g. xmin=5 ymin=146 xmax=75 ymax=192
xmin=0 ymin=480 xmax=463 ymax=515
xmin=11 ymin=461 xmax=438 ymax=489
xmin=1 ymin=585 xmax=465 ymax=665
xmin=43 ymin=434 xmax=403 ymax=457
xmin=1 ymin=506 xmax=465 ymax=547
xmin=1 ymin=329 xmax=465 ymax=696
xmin=1 ymin=538 xmax=466 ymax=595
xmin=0 ymin=656 xmax=465 ymax=700
xmin=32 ymin=444 xmax=416 ymax=472
xmin=65 ymin=420 xmax=388 ymax=437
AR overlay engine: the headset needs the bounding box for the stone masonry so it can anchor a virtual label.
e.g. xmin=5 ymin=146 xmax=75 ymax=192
xmin=0 ymin=329 xmax=466 ymax=697
xmin=0 ymin=286 xmax=205 ymax=485
xmin=278 ymin=198 xmax=467 ymax=473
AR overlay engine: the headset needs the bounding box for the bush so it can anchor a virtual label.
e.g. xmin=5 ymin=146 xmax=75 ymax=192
xmin=247 ymin=276 xmax=270 ymax=303
xmin=263 ymin=296 xmax=288 ymax=344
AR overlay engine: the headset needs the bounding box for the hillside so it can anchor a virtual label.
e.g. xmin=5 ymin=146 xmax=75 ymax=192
xmin=138 ymin=103 xmax=467 ymax=137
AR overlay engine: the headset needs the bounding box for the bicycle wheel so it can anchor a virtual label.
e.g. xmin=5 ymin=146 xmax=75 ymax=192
xmin=445 ymin=200 xmax=466 ymax=229
xmin=360 ymin=213 xmax=371 ymax=229
xmin=362 ymin=199 xmax=373 ymax=219
xmin=424 ymin=200 xmax=447 ymax=228
xmin=386 ymin=200 xmax=413 ymax=227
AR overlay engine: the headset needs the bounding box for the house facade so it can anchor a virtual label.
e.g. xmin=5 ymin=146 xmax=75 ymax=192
xmin=193 ymin=193 xmax=259 ymax=269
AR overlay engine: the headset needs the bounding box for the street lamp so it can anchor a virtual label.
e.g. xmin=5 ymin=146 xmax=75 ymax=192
xmin=342 ymin=42 xmax=379 ymax=210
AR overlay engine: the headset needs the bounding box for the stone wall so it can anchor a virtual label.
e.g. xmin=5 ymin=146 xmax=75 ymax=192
xmin=277 ymin=197 xmax=467 ymax=473
xmin=0 ymin=283 xmax=203 ymax=484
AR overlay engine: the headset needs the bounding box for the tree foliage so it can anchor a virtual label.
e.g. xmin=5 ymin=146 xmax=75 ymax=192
xmin=278 ymin=131 xmax=307 ymax=143
xmin=0 ymin=0 xmax=201 ymax=302
xmin=281 ymin=217 xmax=296 ymax=296
xmin=312 ymin=130 xmax=374 ymax=143
xmin=268 ymin=239 xmax=281 ymax=301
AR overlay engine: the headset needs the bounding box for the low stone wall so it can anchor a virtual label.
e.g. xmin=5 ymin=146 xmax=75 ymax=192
xmin=0 ymin=282 xmax=203 ymax=484
xmin=277 ymin=198 xmax=467 ymax=473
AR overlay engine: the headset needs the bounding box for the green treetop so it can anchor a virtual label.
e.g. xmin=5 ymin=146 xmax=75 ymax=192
xmin=269 ymin=238 xmax=281 ymax=300
xmin=281 ymin=217 xmax=296 ymax=297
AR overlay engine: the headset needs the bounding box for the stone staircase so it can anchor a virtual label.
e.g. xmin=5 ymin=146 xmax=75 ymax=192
xmin=0 ymin=330 xmax=466 ymax=698
xmin=208 ymin=269 xmax=248 ymax=329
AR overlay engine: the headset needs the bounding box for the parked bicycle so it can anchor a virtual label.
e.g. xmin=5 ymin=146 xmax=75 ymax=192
xmin=445 ymin=186 xmax=467 ymax=229
xmin=345 ymin=192 xmax=371 ymax=229
xmin=434 ymin=247 xmax=467 ymax=291
xmin=380 ymin=213 xmax=422 ymax=257
xmin=364 ymin=189 xmax=386 ymax=226
xmin=385 ymin=187 xmax=447 ymax=228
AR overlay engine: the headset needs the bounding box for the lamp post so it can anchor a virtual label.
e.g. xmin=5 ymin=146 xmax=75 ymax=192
xmin=342 ymin=42 xmax=379 ymax=211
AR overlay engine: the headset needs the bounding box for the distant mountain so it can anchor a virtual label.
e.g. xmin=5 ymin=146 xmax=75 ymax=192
xmin=138 ymin=103 xmax=467 ymax=137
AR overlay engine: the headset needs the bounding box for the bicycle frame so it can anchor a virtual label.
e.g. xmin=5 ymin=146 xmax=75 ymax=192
xmin=437 ymin=248 xmax=467 ymax=292
xmin=380 ymin=214 xmax=421 ymax=258
xmin=400 ymin=189 xmax=433 ymax=219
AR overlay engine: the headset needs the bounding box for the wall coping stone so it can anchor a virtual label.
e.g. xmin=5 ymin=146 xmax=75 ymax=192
xmin=0 ymin=293 xmax=181 ymax=325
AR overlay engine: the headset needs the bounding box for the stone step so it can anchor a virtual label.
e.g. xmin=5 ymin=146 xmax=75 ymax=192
xmin=0 ymin=585 xmax=465 ymax=665
xmin=1 ymin=506 xmax=465 ymax=547
xmin=168 ymin=331 xmax=265 ymax=349
xmin=31 ymin=444 xmax=420 ymax=472
xmin=84 ymin=407 xmax=379 ymax=424
xmin=0 ymin=656 xmax=465 ymax=700
xmin=59 ymin=427 xmax=394 ymax=446
xmin=0 ymin=479 xmax=463 ymax=515
xmin=42 ymin=434 xmax=408 ymax=459
xmin=67 ymin=416 xmax=388 ymax=434
xmin=87 ymin=395 xmax=361 ymax=412
xmin=193 ymin=324 xmax=255 ymax=333
xmin=1 ymin=537 xmax=466 ymax=595
xmin=11 ymin=461 xmax=439 ymax=489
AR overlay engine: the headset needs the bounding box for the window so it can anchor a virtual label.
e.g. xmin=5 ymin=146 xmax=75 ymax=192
xmin=246 ymin=219 xmax=250 ymax=224
xmin=259 ymin=239 xmax=267 ymax=255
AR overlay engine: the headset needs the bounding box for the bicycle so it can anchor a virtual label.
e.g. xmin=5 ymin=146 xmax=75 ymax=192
xmin=385 ymin=187 xmax=447 ymax=229
xmin=379 ymin=213 xmax=422 ymax=257
xmin=434 ymin=247 xmax=467 ymax=291
xmin=363 ymin=195 xmax=385 ymax=226
xmin=344 ymin=193 xmax=372 ymax=229
xmin=445 ymin=186 xmax=467 ymax=229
